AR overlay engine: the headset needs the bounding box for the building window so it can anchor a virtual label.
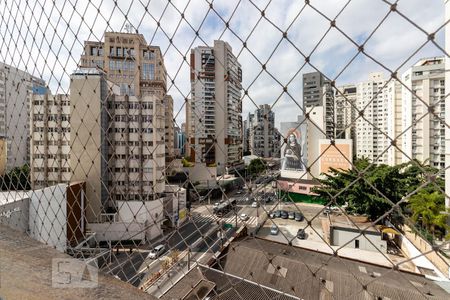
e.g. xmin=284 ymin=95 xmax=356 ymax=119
xmin=142 ymin=63 xmax=155 ymax=80
xmin=116 ymin=47 xmax=122 ymax=57
xmin=90 ymin=47 xmax=98 ymax=56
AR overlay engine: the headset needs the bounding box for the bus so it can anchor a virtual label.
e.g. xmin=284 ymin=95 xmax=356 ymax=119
xmin=213 ymin=198 xmax=237 ymax=217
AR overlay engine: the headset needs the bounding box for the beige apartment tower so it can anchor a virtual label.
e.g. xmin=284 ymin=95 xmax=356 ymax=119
xmin=80 ymin=31 xmax=174 ymax=161
xmin=30 ymin=93 xmax=71 ymax=188
xmin=70 ymin=69 xmax=166 ymax=222
xmin=188 ymin=40 xmax=243 ymax=174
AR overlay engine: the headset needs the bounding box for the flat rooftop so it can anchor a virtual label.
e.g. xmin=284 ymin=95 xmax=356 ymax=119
xmin=0 ymin=224 xmax=157 ymax=300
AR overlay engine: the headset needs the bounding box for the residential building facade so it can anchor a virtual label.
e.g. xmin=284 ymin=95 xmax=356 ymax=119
xmin=303 ymin=71 xmax=335 ymax=139
xmin=164 ymin=94 xmax=174 ymax=161
xmin=30 ymin=93 xmax=71 ymax=188
xmin=0 ymin=63 xmax=46 ymax=170
xmin=402 ymin=57 xmax=446 ymax=169
xmin=246 ymin=104 xmax=279 ymax=158
xmin=334 ymin=84 xmax=356 ymax=140
xmin=355 ymin=72 xmax=393 ymax=164
xmin=243 ymin=112 xmax=254 ymax=155
xmin=188 ymin=40 xmax=243 ymax=174
xmin=79 ymin=31 xmax=174 ymax=161
xmin=70 ymin=69 xmax=166 ymax=222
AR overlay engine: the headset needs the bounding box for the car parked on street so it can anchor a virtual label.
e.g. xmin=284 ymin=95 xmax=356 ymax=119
xmin=294 ymin=212 xmax=304 ymax=222
xmin=251 ymin=201 xmax=259 ymax=208
xmin=270 ymin=225 xmax=279 ymax=235
xmin=288 ymin=211 xmax=295 ymax=219
xmin=148 ymin=244 xmax=166 ymax=259
xmin=280 ymin=210 xmax=288 ymax=219
xmin=296 ymin=229 xmax=306 ymax=240
xmin=274 ymin=210 xmax=281 ymax=218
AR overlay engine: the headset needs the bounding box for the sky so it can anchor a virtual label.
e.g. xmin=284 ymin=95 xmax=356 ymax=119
xmin=0 ymin=0 xmax=447 ymax=129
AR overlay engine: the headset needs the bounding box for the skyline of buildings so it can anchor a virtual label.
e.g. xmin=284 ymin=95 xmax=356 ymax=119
xmin=0 ymin=34 xmax=446 ymax=191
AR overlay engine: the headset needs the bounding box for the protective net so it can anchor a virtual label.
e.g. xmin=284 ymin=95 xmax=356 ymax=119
xmin=0 ymin=0 xmax=449 ymax=299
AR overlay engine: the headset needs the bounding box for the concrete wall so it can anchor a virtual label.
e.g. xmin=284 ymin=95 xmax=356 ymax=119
xmin=89 ymin=222 xmax=146 ymax=242
xmin=70 ymin=74 xmax=104 ymax=222
xmin=188 ymin=164 xmax=217 ymax=185
xmin=331 ymin=227 xmax=387 ymax=254
xmin=402 ymin=225 xmax=449 ymax=279
xmin=0 ymin=197 xmax=29 ymax=232
xmin=88 ymin=199 xmax=164 ymax=242
xmin=29 ymin=184 xmax=68 ymax=252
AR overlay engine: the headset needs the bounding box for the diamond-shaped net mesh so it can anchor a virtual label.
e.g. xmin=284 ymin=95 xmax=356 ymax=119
xmin=0 ymin=0 xmax=450 ymax=299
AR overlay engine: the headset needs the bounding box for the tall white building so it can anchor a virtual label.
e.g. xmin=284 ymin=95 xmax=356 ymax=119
xmin=0 ymin=63 xmax=46 ymax=170
xmin=355 ymin=72 xmax=401 ymax=165
xmin=30 ymin=93 xmax=71 ymax=188
xmin=303 ymin=72 xmax=335 ymax=139
xmin=188 ymin=40 xmax=243 ymax=174
xmin=335 ymin=84 xmax=356 ymax=140
xmin=401 ymin=57 xmax=445 ymax=169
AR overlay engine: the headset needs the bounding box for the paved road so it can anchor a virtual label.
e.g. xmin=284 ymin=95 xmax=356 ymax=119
xmin=104 ymin=217 xmax=216 ymax=286
xmin=105 ymin=173 xmax=279 ymax=287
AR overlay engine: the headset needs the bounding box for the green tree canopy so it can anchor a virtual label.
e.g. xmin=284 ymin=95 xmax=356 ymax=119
xmin=247 ymin=158 xmax=266 ymax=177
xmin=312 ymin=158 xmax=445 ymax=230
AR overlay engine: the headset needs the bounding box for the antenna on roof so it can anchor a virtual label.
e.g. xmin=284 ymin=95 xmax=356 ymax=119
xmin=125 ymin=23 xmax=133 ymax=33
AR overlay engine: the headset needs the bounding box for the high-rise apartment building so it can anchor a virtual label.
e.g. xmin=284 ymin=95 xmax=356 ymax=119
xmin=0 ymin=63 xmax=46 ymax=170
xmin=353 ymin=73 xmax=403 ymax=165
xmin=164 ymin=95 xmax=174 ymax=161
xmin=335 ymin=84 xmax=356 ymax=140
xmin=80 ymin=32 xmax=174 ymax=161
xmin=246 ymin=104 xmax=278 ymax=158
xmin=303 ymin=71 xmax=335 ymax=139
xmin=70 ymin=69 xmax=165 ymax=222
xmin=355 ymin=72 xmax=392 ymax=164
xmin=402 ymin=57 xmax=446 ymax=169
xmin=30 ymin=93 xmax=71 ymax=188
xmin=188 ymin=40 xmax=243 ymax=174
xmin=387 ymin=80 xmax=403 ymax=166
xmin=243 ymin=112 xmax=254 ymax=155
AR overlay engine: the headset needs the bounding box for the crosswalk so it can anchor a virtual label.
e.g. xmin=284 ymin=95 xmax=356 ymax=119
xmin=190 ymin=213 xmax=259 ymax=227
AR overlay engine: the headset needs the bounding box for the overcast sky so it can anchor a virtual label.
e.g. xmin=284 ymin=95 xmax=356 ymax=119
xmin=0 ymin=0 xmax=447 ymax=129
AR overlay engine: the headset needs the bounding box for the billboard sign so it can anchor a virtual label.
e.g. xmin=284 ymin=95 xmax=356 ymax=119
xmin=280 ymin=116 xmax=307 ymax=178
xmin=318 ymin=139 xmax=352 ymax=175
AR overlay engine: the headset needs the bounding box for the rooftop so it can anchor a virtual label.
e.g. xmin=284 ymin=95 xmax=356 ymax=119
xmin=0 ymin=224 xmax=157 ymax=300
xmin=211 ymin=237 xmax=449 ymax=300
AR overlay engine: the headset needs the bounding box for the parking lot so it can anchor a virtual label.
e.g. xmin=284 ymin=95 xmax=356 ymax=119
xmin=259 ymin=202 xmax=329 ymax=244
